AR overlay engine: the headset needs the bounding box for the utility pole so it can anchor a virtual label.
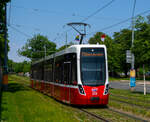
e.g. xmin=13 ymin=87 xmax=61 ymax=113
xmin=143 ymin=64 xmax=146 ymax=95
xmin=66 ymin=32 xmax=67 ymax=48
xmin=131 ymin=0 xmax=136 ymax=69
xmin=3 ymin=3 xmax=8 ymax=91
xmin=130 ymin=0 xmax=136 ymax=90
xmin=44 ymin=45 xmax=46 ymax=59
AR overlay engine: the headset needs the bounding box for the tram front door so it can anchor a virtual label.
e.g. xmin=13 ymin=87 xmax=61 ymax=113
xmin=63 ymin=61 xmax=71 ymax=103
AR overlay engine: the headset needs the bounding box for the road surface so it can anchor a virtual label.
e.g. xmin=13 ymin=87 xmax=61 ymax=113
xmin=110 ymin=81 xmax=150 ymax=93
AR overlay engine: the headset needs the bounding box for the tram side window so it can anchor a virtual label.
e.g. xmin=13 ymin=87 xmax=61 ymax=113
xmin=63 ymin=62 xmax=68 ymax=84
xmin=48 ymin=60 xmax=53 ymax=82
xmin=71 ymin=54 xmax=77 ymax=85
xmin=63 ymin=53 xmax=77 ymax=85
xmin=37 ymin=62 xmax=44 ymax=80
xmin=53 ymin=53 xmax=77 ymax=85
xmin=44 ymin=62 xmax=48 ymax=81
xmin=30 ymin=65 xmax=34 ymax=79
xmin=71 ymin=62 xmax=77 ymax=85
xmin=33 ymin=64 xmax=38 ymax=79
xmin=55 ymin=61 xmax=63 ymax=83
xmin=44 ymin=61 xmax=52 ymax=82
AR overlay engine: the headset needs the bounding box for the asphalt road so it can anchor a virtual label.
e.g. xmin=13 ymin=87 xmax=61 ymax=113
xmin=110 ymin=81 xmax=150 ymax=93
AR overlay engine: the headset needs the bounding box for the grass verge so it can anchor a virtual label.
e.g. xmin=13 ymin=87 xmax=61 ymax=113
xmin=0 ymin=75 xmax=93 ymax=122
xmin=109 ymin=88 xmax=150 ymax=120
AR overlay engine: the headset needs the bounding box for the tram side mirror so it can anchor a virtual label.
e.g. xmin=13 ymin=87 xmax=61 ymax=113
xmin=104 ymin=84 xmax=109 ymax=95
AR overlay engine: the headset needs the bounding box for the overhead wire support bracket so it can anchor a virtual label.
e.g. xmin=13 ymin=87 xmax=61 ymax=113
xmin=67 ymin=22 xmax=90 ymax=44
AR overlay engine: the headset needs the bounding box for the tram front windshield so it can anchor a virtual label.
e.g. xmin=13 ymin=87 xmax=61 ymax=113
xmin=81 ymin=48 xmax=106 ymax=86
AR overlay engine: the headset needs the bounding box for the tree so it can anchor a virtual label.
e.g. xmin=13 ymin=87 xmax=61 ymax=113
xmin=132 ymin=15 xmax=150 ymax=69
xmin=18 ymin=34 xmax=56 ymax=61
xmin=0 ymin=0 xmax=10 ymax=65
xmin=8 ymin=60 xmax=31 ymax=73
xmin=113 ymin=29 xmax=132 ymax=77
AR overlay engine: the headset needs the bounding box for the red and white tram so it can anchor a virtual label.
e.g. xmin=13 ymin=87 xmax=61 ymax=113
xmin=30 ymin=44 xmax=109 ymax=105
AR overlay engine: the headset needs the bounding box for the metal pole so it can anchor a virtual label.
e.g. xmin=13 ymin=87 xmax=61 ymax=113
xmin=131 ymin=0 xmax=136 ymax=69
xmin=66 ymin=32 xmax=67 ymax=48
xmin=44 ymin=45 xmax=46 ymax=59
xmin=3 ymin=3 xmax=8 ymax=91
xmin=143 ymin=64 xmax=146 ymax=95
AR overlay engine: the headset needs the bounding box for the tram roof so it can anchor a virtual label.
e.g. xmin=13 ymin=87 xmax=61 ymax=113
xmin=32 ymin=44 xmax=106 ymax=65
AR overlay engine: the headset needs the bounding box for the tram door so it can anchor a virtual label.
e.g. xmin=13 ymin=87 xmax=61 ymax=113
xmin=63 ymin=61 xmax=71 ymax=103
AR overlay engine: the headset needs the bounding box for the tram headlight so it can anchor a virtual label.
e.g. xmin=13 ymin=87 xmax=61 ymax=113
xmin=104 ymin=84 xmax=109 ymax=95
xmin=78 ymin=85 xmax=85 ymax=95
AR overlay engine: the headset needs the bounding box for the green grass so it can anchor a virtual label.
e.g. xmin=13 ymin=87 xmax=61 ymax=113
xmin=109 ymin=88 xmax=150 ymax=119
xmin=109 ymin=100 xmax=150 ymax=119
xmin=109 ymin=77 xmax=130 ymax=81
xmin=110 ymin=95 xmax=150 ymax=109
xmin=0 ymin=75 xmax=93 ymax=122
xmin=110 ymin=88 xmax=150 ymax=101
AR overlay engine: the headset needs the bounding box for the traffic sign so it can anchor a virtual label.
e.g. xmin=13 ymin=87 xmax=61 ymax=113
xmin=101 ymin=34 xmax=105 ymax=42
xmin=126 ymin=50 xmax=133 ymax=63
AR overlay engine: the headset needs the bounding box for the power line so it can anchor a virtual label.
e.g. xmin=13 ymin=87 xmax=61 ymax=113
xmin=81 ymin=0 xmax=115 ymax=22
xmin=11 ymin=23 xmax=40 ymax=31
xmin=12 ymin=5 xmax=81 ymax=17
xmin=53 ymin=0 xmax=116 ymax=43
xmin=87 ymin=9 xmax=150 ymax=36
xmin=9 ymin=25 xmax=32 ymax=38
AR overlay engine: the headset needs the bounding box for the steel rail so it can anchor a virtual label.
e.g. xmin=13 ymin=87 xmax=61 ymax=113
xmin=110 ymin=98 xmax=150 ymax=110
xmin=110 ymin=94 xmax=150 ymax=104
xmin=108 ymin=107 xmax=148 ymax=122
xmin=79 ymin=109 xmax=110 ymax=122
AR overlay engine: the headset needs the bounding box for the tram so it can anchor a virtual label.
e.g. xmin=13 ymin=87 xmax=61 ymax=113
xmin=30 ymin=44 xmax=109 ymax=105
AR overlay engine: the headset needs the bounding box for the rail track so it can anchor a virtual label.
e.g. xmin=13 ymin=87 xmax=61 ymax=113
xmin=77 ymin=107 xmax=149 ymax=122
xmin=107 ymin=107 xmax=148 ymax=122
xmin=79 ymin=109 xmax=109 ymax=122
xmin=110 ymin=97 xmax=150 ymax=110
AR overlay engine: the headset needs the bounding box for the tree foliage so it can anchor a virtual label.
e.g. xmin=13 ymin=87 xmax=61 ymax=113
xmin=8 ymin=59 xmax=31 ymax=73
xmin=113 ymin=29 xmax=132 ymax=76
xmin=18 ymin=34 xmax=56 ymax=61
xmin=0 ymin=0 xmax=10 ymax=65
xmin=132 ymin=15 xmax=150 ymax=69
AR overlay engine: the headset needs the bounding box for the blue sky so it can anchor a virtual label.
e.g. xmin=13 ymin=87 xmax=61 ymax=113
xmin=7 ymin=0 xmax=150 ymax=62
